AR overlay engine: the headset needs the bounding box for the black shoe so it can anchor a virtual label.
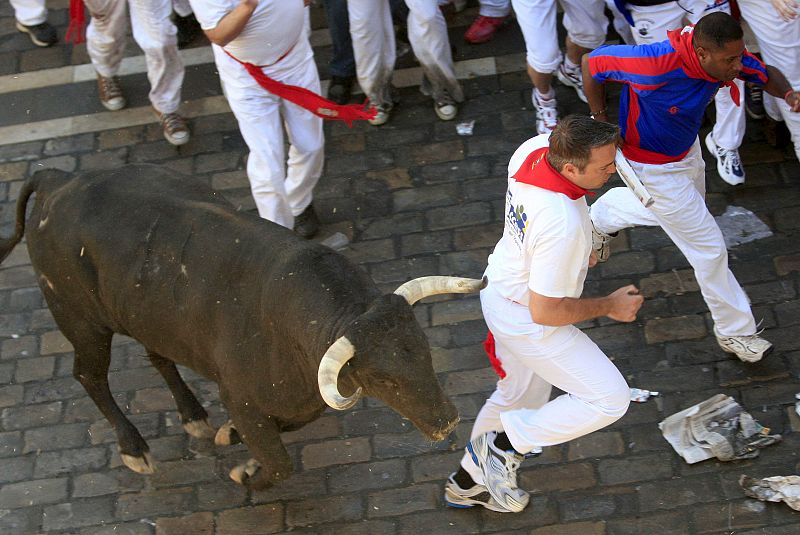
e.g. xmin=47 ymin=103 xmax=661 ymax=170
xmin=327 ymin=76 xmax=354 ymax=105
xmin=173 ymin=13 xmax=202 ymax=48
xmin=293 ymin=204 xmax=320 ymax=239
xmin=16 ymin=21 xmax=58 ymax=47
xmin=745 ymin=83 xmax=765 ymax=120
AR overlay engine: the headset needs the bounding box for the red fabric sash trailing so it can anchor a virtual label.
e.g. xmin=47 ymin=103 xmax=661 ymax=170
xmin=225 ymin=51 xmax=376 ymax=126
xmin=511 ymin=147 xmax=593 ymax=200
xmin=483 ymin=331 xmax=506 ymax=379
xmin=667 ymin=27 xmax=740 ymax=106
xmin=66 ymin=0 xmax=86 ymax=44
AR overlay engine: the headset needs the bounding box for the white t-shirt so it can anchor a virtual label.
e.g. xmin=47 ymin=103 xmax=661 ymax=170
xmin=189 ymin=0 xmax=305 ymax=66
xmin=485 ymin=134 xmax=592 ymax=307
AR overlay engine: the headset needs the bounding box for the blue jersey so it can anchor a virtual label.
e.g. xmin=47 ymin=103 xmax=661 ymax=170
xmin=589 ymin=27 xmax=768 ymax=163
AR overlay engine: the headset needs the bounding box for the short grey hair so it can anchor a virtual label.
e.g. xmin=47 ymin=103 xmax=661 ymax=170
xmin=547 ymin=115 xmax=620 ymax=172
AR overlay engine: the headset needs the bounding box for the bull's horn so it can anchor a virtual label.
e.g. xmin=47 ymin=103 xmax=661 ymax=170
xmin=393 ymin=276 xmax=487 ymax=305
xmin=318 ymin=336 xmax=362 ymax=410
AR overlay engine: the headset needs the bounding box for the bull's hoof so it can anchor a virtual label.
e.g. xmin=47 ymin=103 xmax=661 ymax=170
xmin=183 ymin=418 xmax=216 ymax=439
xmin=229 ymin=458 xmax=262 ymax=486
xmin=120 ymin=451 xmax=155 ymax=474
xmin=214 ymin=420 xmax=241 ymax=446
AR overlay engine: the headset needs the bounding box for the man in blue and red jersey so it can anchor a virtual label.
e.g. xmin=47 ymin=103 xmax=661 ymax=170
xmin=581 ymin=11 xmax=800 ymax=363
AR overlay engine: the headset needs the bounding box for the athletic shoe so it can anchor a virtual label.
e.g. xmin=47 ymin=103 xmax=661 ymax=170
xmin=368 ymin=104 xmax=392 ymax=126
xmin=327 ymin=76 xmax=354 ymax=105
xmin=156 ymin=111 xmax=190 ymax=146
xmin=294 ymin=204 xmax=320 ymax=239
xmin=745 ymin=83 xmax=766 ymax=120
xmin=705 ymin=132 xmax=745 ymax=186
xmin=464 ymin=15 xmax=508 ymax=44
xmin=97 ymin=75 xmax=126 ymax=111
xmin=435 ymin=91 xmax=458 ymax=121
xmin=714 ymin=327 xmax=773 ymax=363
xmin=444 ymin=473 xmax=527 ymax=513
xmin=591 ymin=220 xmax=617 ymax=263
xmin=533 ymin=92 xmax=558 ymax=135
xmin=16 ymin=21 xmax=57 ymax=47
xmin=556 ymin=62 xmax=587 ymax=103
xmin=466 ymin=431 xmax=528 ymax=513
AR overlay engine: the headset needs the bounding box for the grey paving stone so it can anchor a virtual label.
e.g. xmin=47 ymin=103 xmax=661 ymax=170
xmin=0 ymin=455 xmax=34 ymax=483
xmin=0 ymin=477 xmax=68 ymax=508
xmin=216 ymin=504 xmax=284 ymax=535
xmin=43 ymin=497 xmax=115 ymax=531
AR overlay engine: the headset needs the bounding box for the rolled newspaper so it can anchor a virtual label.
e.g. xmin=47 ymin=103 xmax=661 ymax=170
xmin=615 ymin=149 xmax=654 ymax=207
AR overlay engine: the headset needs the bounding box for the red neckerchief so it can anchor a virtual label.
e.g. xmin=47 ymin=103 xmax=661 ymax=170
xmin=66 ymin=0 xmax=85 ymax=44
xmin=511 ymin=147 xmax=593 ymax=200
xmin=483 ymin=331 xmax=506 ymax=379
xmin=667 ymin=26 xmax=740 ymax=106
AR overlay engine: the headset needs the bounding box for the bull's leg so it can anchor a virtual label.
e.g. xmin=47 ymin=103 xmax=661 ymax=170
xmin=221 ymin=392 xmax=292 ymax=490
xmin=147 ymin=352 xmax=214 ymax=439
xmin=70 ymin=326 xmax=154 ymax=474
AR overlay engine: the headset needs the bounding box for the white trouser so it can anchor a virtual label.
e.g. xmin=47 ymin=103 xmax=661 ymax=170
xmin=85 ymin=0 xmax=184 ymax=114
xmin=604 ymin=0 xmax=634 ymax=45
xmin=738 ymin=0 xmax=800 ymax=161
xmin=627 ymin=0 xmax=744 ymax=150
xmin=348 ymin=0 xmax=463 ymax=104
xmin=172 ymin=0 xmax=192 ymax=17
xmin=479 ymin=0 xmax=511 ymax=18
xmin=511 ymin=0 xmax=607 ymax=73
xmin=213 ymin=40 xmax=324 ymax=228
xmin=460 ymin=285 xmax=630 ymax=485
xmin=10 ymin=0 xmax=47 ymax=25
xmin=590 ymin=139 xmax=757 ymax=336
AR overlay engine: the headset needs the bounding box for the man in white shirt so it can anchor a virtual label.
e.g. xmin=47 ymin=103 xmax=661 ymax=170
xmin=445 ymin=115 xmax=644 ymax=513
xmin=188 ymin=0 xmax=324 ymax=237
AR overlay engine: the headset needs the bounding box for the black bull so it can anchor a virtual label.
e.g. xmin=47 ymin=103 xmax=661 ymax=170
xmin=0 ymin=165 xmax=486 ymax=489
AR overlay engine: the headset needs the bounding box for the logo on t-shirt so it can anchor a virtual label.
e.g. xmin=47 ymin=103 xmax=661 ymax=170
xmin=505 ymin=190 xmax=528 ymax=248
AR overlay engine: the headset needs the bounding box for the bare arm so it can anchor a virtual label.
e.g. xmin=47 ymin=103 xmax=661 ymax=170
xmin=762 ymin=64 xmax=800 ymax=112
xmin=582 ymin=53 xmax=609 ymax=122
xmin=528 ymin=285 xmax=643 ymax=327
xmin=204 ymin=0 xmax=258 ymax=47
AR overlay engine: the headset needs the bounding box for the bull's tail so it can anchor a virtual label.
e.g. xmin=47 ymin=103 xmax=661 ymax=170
xmin=0 ymin=170 xmax=46 ymax=263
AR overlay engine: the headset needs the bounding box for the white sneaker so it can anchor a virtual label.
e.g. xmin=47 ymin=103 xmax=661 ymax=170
xmin=435 ymin=91 xmax=458 ymax=121
xmin=533 ymin=92 xmax=558 ymax=135
xmin=466 ymin=432 xmax=528 ymax=513
xmin=369 ymin=104 xmax=392 ymax=126
xmin=444 ymin=473 xmax=527 ymax=513
xmin=556 ymin=62 xmax=587 ymax=103
xmin=705 ymin=133 xmax=745 ymax=186
xmin=591 ymin=221 xmax=617 ymax=263
xmin=714 ymin=327 xmax=773 ymax=363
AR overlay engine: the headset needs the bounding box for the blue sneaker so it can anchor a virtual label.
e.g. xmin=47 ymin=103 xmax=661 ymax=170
xmin=705 ymin=133 xmax=745 ymax=185
xmin=466 ymin=431 xmax=529 ymax=513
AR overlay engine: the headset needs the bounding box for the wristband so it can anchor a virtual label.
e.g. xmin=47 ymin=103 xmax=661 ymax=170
xmin=590 ymin=108 xmax=607 ymax=119
xmin=785 ymin=89 xmax=796 ymax=101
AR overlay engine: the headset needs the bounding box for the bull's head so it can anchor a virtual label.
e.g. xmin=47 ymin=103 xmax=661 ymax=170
xmin=317 ymin=276 xmax=486 ymax=441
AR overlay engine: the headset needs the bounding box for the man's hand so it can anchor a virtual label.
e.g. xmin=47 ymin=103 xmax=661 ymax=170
xmin=786 ymin=90 xmax=800 ymax=112
xmin=605 ymin=285 xmax=644 ymax=322
xmin=588 ymin=250 xmax=598 ymax=268
xmin=771 ymin=0 xmax=799 ymax=21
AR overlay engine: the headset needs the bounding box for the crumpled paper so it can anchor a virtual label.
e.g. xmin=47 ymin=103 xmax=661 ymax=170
xmin=740 ymin=475 xmax=800 ymax=511
xmin=658 ymin=394 xmax=781 ymax=464
xmin=714 ymin=205 xmax=773 ymax=248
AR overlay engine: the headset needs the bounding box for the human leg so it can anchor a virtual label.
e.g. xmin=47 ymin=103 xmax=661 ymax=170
xmin=348 ymin=0 xmax=396 ymax=124
xmin=11 ymin=0 xmax=57 ymax=46
xmin=323 ymin=0 xmax=356 ymax=103
xmin=85 ymin=0 xmax=129 ymax=109
xmin=406 ymin=0 xmax=464 ymax=119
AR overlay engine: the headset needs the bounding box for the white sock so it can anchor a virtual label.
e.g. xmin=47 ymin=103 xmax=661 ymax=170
xmin=563 ymin=57 xmax=580 ymax=72
xmin=534 ymin=87 xmax=555 ymax=104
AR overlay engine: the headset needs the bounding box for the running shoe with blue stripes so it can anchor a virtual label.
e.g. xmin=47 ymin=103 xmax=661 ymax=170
xmin=466 ymin=431 xmax=529 ymax=513
xmin=444 ymin=473 xmax=529 ymax=513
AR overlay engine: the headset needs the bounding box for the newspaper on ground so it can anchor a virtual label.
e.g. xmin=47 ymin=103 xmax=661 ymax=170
xmin=456 ymin=120 xmax=475 ymax=136
xmin=714 ymin=205 xmax=773 ymax=248
xmin=740 ymin=475 xmax=800 ymax=511
xmin=658 ymin=394 xmax=781 ymax=464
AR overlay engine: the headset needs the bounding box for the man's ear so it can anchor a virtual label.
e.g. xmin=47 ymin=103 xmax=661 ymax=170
xmin=561 ymin=162 xmax=578 ymax=179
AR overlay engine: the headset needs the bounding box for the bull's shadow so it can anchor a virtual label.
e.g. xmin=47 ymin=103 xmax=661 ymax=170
xmin=0 ymin=165 xmax=485 ymax=490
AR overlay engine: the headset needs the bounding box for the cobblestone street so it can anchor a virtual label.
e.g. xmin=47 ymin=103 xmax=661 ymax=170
xmin=1 ymin=2 xmax=799 ymax=534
